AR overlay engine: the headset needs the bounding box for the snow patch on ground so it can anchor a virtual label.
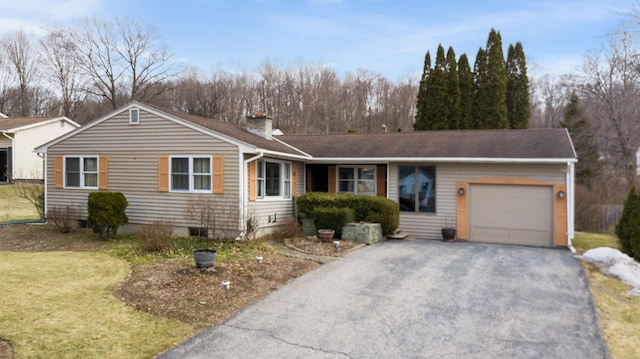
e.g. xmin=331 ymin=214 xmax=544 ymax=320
xmin=580 ymin=247 xmax=640 ymax=296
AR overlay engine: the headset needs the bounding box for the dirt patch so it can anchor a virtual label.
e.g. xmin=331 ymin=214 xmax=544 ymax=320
xmin=0 ymin=224 xmax=355 ymax=335
xmin=284 ymin=236 xmax=363 ymax=256
xmin=0 ymin=339 xmax=13 ymax=359
xmin=114 ymin=257 xmax=319 ymax=326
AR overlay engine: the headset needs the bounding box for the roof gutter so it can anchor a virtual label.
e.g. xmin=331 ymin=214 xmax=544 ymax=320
xmin=302 ymin=157 xmax=578 ymax=164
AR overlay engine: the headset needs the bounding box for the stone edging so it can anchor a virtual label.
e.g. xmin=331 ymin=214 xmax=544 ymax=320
xmin=282 ymin=240 xmax=367 ymax=258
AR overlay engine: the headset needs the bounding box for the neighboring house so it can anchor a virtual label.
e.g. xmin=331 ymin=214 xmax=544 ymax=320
xmin=0 ymin=116 xmax=80 ymax=182
xmin=35 ymin=102 xmax=577 ymax=247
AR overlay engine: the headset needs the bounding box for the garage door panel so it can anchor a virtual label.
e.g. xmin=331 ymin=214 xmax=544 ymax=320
xmin=469 ymin=184 xmax=553 ymax=247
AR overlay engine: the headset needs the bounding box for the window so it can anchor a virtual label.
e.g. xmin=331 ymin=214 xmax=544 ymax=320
xmin=65 ymin=156 xmax=98 ymax=188
xmin=170 ymin=156 xmax=211 ymax=192
xmin=338 ymin=166 xmax=375 ymax=195
xmin=129 ymin=108 xmax=139 ymax=125
xmin=398 ymin=166 xmax=436 ymax=212
xmin=256 ymin=159 xmax=291 ymax=199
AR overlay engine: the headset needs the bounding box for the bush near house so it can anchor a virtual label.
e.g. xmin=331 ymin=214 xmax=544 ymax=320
xmin=615 ymin=185 xmax=640 ymax=260
xmin=87 ymin=192 xmax=129 ymax=239
xmin=296 ymin=192 xmax=399 ymax=236
xmin=311 ymin=207 xmax=355 ymax=235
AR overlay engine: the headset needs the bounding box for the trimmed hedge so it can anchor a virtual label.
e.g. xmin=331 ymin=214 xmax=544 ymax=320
xmin=296 ymin=192 xmax=399 ymax=236
xmin=88 ymin=192 xmax=129 ymax=239
xmin=311 ymin=206 xmax=355 ymax=235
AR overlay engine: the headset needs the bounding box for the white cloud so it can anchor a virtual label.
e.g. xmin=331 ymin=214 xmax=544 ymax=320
xmin=0 ymin=0 xmax=104 ymax=36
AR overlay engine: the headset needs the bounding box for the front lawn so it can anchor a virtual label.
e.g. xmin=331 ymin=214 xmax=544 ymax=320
xmin=574 ymin=232 xmax=640 ymax=359
xmin=0 ymin=251 xmax=197 ymax=358
xmin=0 ymin=184 xmax=41 ymax=223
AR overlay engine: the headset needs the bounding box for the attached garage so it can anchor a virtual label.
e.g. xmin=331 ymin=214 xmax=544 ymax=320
xmin=468 ymin=184 xmax=553 ymax=247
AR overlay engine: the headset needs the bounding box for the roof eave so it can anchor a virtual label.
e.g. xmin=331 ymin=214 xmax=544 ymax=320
xmin=302 ymin=157 xmax=578 ymax=164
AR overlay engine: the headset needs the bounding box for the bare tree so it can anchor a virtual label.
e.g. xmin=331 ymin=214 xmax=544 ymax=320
xmin=1 ymin=30 xmax=39 ymax=116
xmin=76 ymin=16 xmax=178 ymax=109
xmin=40 ymin=27 xmax=86 ymax=118
xmin=579 ymin=27 xmax=640 ymax=184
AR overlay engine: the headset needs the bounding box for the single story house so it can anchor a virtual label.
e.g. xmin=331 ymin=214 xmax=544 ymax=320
xmin=35 ymin=102 xmax=577 ymax=247
xmin=1 ymin=115 xmax=80 ymax=182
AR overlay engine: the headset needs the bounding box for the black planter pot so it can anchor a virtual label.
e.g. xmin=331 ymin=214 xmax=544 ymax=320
xmin=193 ymin=249 xmax=217 ymax=268
xmin=441 ymin=228 xmax=457 ymax=242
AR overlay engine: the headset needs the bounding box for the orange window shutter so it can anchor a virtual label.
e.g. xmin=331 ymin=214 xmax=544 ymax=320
xmin=248 ymin=160 xmax=256 ymax=201
xmin=98 ymin=156 xmax=108 ymax=190
xmin=376 ymin=165 xmax=386 ymax=197
xmin=328 ymin=166 xmax=336 ymax=193
xmin=212 ymin=156 xmax=224 ymax=194
xmin=54 ymin=156 xmax=63 ymax=189
xmin=292 ymin=164 xmax=297 ymax=197
xmin=158 ymin=156 xmax=169 ymax=192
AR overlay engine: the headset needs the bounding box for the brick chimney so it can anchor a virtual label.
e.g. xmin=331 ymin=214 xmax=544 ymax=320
xmin=245 ymin=112 xmax=272 ymax=140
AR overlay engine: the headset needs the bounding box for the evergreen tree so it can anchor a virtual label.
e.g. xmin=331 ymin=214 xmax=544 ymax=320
xmin=445 ymin=46 xmax=461 ymax=129
xmin=457 ymin=53 xmax=473 ymax=129
xmin=483 ymin=29 xmax=508 ymax=128
xmin=426 ymin=45 xmax=449 ymax=130
xmin=560 ymin=93 xmax=600 ymax=186
xmin=414 ymin=51 xmax=431 ymax=130
xmin=616 ymin=185 xmax=640 ymax=260
xmin=506 ymin=42 xmax=530 ymax=129
xmin=472 ymin=47 xmax=488 ymax=129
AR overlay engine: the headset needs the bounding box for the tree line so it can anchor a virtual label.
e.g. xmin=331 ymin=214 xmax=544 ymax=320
xmin=414 ymin=29 xmax=529 ymax=130
xmin=0 ymin=17 xmax=417 ymax=134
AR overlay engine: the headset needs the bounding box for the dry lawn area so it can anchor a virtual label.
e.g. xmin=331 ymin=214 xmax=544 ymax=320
xmin=0 ymin=251 xmax=197 ymax=358
xmin=0 ymin=184 xmax=40 ymax=223
xmin=574 ymin=232 xmax=640 ymax=359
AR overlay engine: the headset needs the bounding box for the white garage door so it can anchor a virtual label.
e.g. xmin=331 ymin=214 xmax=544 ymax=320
xmin=469 ymin=184 xmax=553 ymax=247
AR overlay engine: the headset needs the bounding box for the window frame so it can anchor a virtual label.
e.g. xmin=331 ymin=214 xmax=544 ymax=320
xmin=398 ymin=165 xmax=436 ymax=213
xmin=64 ymin=155 xmax=99 ymax=189
xmin=129 ymin=108 xmax=140 ymax=125
xmin=256 ymin=159 xmax=292 ymax=200
xmin=169 ymin=155 xmax=212 ymax=193
xmin=337 ymin=165 xmax=376 ymax=196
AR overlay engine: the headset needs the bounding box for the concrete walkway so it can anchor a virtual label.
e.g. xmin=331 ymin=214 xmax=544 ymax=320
xmin=159 ymin=240 xmax=608 ymax=359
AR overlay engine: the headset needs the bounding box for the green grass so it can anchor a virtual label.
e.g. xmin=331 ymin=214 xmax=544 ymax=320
xmin=572 ymin=231 xmax=620 ymax=253
xmin=0 ymin=251 xmax=197 ymax=358
xmin=575 ymin=232 xmax=640 ymax=359
xmin=0 ymin=184 xmax=41 ymax=222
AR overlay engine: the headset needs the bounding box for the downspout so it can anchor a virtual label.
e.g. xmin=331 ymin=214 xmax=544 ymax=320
xmin=38 ymin=152 xmax=47 ymax=219
xmin=238 ymin=152 xmax=264 ymax=240
xmin=567 ymin=161 xmax=576 ymax=252
xmin=2 ymin=132 xmax=13 ymax=183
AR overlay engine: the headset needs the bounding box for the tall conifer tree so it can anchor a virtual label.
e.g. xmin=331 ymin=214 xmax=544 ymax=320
xmin=414 ymin=51 xmax=431 ymax=130
xmin=457 ymin=53 xmax=473 ymax=129
xmin=483 ymin=29 xmax=508 ymax=128
xmin=472 ymin=47 xmax=488 ymax=129
xmin=560 ymin=93 xmax=600 ymax=186
xmin=506 ymin=42 xmax=530 ymax=128
xmin=425 ymin=45 xmax=450 ymax=130
xmin=445 ymin=46 xmax=461 ymax=129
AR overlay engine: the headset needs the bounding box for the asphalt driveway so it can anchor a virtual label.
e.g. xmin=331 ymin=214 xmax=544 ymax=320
xmin=159 ymin=240 xmax=607 ymax=359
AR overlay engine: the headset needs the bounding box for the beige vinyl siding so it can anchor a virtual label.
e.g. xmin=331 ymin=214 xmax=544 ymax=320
xmin=246 ymin=160 xmax=302 ymax=232
xmin=13 ymin=120 xmax=76 ymax=180
xmin=388 ymin=162 xmax=568 ymax=239
xmin=46 ymin=110 xmax=241 ymax=232
xmin=0 ymin=136 xmax=10 ymax=146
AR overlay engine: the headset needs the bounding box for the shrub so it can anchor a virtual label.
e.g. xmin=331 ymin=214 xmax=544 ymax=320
xmin=296 ymin=192 xmax=399 ymax=236
xmin=137 ymin=219 xmax=175 ymax=252
xmin=87 ymin=192 xmax=129 ymax=239
xmin=311 ymin=206 xmax=355 ymax=236
xmin=47 ymin=205 xmax=81 ymax=233
xmin=271 ymin=219 xmax=302 ymax=241
xmin=616 ymin=185 xmax=640 ymax=260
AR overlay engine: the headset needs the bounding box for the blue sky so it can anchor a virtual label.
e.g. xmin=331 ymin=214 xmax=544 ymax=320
xmin=0 ymin=0 xmax=632 ymax=81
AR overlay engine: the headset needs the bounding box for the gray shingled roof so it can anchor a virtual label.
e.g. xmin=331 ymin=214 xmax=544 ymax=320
xmin=276 ymin=129 xmax=576 ymax=159
xmin=0 ymin=117 xmax=57 ymax=131
xmin=145 ymin=104 xmax=306 ymax=157
xmin=144 ymin=103 xmax=576 ymax=161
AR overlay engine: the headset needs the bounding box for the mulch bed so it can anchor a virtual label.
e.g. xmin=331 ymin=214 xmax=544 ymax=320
xmin=283 ymin=236 xmax=363 ymax=257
